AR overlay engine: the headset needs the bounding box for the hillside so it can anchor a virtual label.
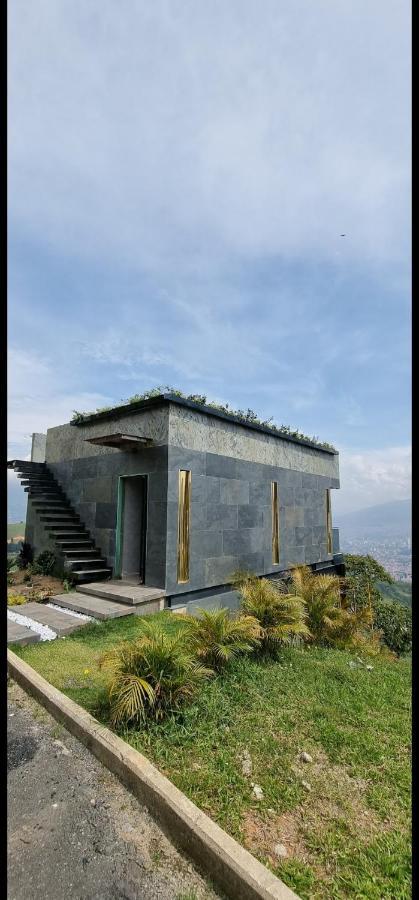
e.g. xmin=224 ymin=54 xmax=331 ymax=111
xmin=376 ymin=580 xmax=412 ymax=608
xmin=7 ymin=522 xmax=26 ymax=540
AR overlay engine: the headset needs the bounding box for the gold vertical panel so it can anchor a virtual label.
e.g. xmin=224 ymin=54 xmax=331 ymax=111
xmin=271 ymin=481 xmax=279 ymax=564
xmin=326 ymin=489 xmax=333 ymax=554
xmin=177 ymin=470 xmax=191 ymax=582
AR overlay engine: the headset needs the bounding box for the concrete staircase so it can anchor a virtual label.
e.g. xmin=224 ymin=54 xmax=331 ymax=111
xmin=54 ymin=581 xmax=166 ymax=620
xmin=8 ymin=460 xmax=112 ymax=584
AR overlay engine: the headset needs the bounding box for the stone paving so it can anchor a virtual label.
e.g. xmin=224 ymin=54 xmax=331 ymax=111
xmin=7 ymin=620 xmax=40 ymax=647
xmin=51 ymin=592 xmax=136 ymax=620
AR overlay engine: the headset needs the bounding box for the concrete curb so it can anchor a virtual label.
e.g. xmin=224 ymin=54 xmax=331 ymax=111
xmin=8 ymin=650 xmax=300 ymax=900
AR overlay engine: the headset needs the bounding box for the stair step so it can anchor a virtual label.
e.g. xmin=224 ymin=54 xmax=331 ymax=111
xmin=72 ymin=568 xmax=112 ymax=583
xmin=51 ymin=593 xmax=134 ymax=620
xmin=63 ymin=549 xmax=100 ymax=558
xmin=68 ymin=559 xmax=107 ymax=570
xmin=76 ymin=581 xmax=166 ymax=606
xmin=47 ymin=523 xmax=85 ymax=531
xmin=55 ymin=540 xmax=94 ymax=548
xmin=52 ymin=531 xmax=91 ymax=538
xmin=40 ymin=514 xmax=80 ymax=522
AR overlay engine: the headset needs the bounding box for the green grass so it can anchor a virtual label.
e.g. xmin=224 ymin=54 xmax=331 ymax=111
xmin=13 ymin=613 xmax=411 ymax=899
xmin=7 ymin=522 xmax=25 ymax=539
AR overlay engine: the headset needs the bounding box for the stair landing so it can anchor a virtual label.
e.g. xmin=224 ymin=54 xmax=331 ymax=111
xmin=76 ymin=580 xmax=166 ymax=608
xmin=52 ymin=592 xmax=136 ymax=620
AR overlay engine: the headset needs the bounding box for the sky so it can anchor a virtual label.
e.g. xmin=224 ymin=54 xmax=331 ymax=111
xmin=8 ymin=0 xmax=411 ymax=518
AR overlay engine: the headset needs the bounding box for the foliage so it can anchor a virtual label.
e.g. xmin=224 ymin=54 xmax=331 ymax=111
xmin=100 ymin=618 xmax=213 ymax=727
xmin=287 ymin=565 xmax=374 ymax=650
xmin=234 ymin=571 xmax=310 ymax=654
xmin=71 ymin=385 xmax=335 ymax=450
xmin=62 ymin=578 xmax=75 ymax=593
xmin=7 ymin=557 xmax=18 ymax=573
xmin=375 ymin=580 xmax=412 ymax=608
xmin=373 ymin=599 xmax=412 ymax=656
xmin=181 ymin=607 xmax=261 ymax=671
xmin=8 ymin=593 xmax=27 ymax=606
xmin=33 ymin=550 xmax=57 ymax=576
xmin=343 ymin=554 xmax=393 ymax=612
xmin=17 ymin=542 xmax=33 ymax=570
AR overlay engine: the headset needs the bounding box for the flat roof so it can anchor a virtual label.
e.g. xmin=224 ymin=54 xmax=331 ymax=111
xmin=70 ymin=393 xmax=338 ymax=455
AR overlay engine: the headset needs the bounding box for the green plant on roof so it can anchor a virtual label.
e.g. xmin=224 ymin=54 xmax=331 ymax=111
xmin=70 ymin=386 xmax=335 ymax=450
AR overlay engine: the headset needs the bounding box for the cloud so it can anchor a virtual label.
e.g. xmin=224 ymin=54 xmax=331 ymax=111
xmin=333 ymin=446 xmax=411 ymax=516
xmin=9 ymin=0 xmax=410 ymax=275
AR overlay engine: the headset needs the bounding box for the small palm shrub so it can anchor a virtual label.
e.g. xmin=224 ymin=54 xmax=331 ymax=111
xmin=100 ymin=619 xmax=213 ymax=728
xmin=181 ymin=607 xmax=261 ymax=671
xmin=8 ymin=593 xmax=27 ymax=606
xmin=33 ymin=550 xmax=56 ymax=576
xmin=234 ymin=572 xmax=310 ymax=654
xmin=288 ymin=566 xmax=374 ymax=650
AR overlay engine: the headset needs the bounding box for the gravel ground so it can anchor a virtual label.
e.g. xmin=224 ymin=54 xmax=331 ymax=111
xmin=7 ymin=680 xmax=222 ymax=900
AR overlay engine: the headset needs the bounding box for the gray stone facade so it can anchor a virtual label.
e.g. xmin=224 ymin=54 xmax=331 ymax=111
xmin=28 ymin=395 xmax=340 ymax=602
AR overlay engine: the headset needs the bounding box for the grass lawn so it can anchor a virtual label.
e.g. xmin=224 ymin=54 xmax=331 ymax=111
xmin=12 ymin=612 xmax=411 ymax=900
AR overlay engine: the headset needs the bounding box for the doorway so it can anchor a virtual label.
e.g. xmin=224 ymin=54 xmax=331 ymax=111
xmin=116 ymin=475 xmax=147 ymax=583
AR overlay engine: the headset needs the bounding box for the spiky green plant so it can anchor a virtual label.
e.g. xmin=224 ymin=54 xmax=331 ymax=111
xmin=181 ymin=607 xmax=261 ymax=671
xmin=100 ymin=619 xmax=213 ymax=728
xmin=234 ymin=572 xmax=310 ymax=654
xmin=288 ymin=566 xmax=372 ymax=648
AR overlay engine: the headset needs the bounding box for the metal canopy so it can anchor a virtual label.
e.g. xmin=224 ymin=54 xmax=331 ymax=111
xmin=84 ymin=433 xmax=152 ymax=450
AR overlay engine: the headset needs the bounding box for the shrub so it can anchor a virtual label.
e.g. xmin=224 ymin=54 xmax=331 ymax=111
xmin=181 ymin=607 xmax=261 ymax=671
xmin=17 ymin=542 xmax=33 ymax=570
xmin=288 ymin=565 xmax=374 ymax=649
xmin=33 ymin=550 xmax=56 ymax=576
xmin=373 ymin=598 xmax=412 ymax=656
xmin=234 ymin=572 xmax=309 ymax=654
xmin=8 ymin=594 xmax=27 ymax=606
xmin=7 ymin=557 xmax=18 ymax=573
xmin=343 ymin=554 xmax=393 ymax=612
xmin=100 ymin=619 xmax=213 ymax=728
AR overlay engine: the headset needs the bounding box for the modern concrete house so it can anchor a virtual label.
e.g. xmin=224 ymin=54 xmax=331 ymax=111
xmin=8 ymin=393 xmax=343 ymax=613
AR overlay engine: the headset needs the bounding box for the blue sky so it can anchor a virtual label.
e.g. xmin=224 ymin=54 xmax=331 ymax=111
xmin=8 ymin=0 xmax=411 ymax=517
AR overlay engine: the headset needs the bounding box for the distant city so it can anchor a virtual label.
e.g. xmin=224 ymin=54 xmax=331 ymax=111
xmin=339 ymin=535 xmax=411 ymax=582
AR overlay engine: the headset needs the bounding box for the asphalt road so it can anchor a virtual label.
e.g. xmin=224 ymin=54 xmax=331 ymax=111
xmin=7 ymin=680 xmax=221 ymax=900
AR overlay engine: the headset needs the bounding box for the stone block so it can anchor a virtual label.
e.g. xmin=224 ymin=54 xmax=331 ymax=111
xmin=206 ymin=504 xmax=238 ymax=531
xmin=205 ymin=453 xmax=237 ymax=479
xmin=220 ymin=478 xmax=249 ymax=505
xmin=72 ymin=456 xmax=98 ymax=479
xmin=222 ymin=528 xmax=266 ymax=556
xmin=168 ymin=447 xmax=206 ymax=474
xmin=190 ymin=530 xmax=223 ymax=559
xmin=237 ymin=552 xmax=265 ymax=574
xmin=249 ymin=481 xmax=271 ymax=506
xmin=204 ymin=556 xmax=238 ymax=586
xmin=95 ymin=502 xmax=116 ymax=529
xmin=190 ymin=502 xmax=207 ymax=530
xmin=205 ymin=476 xmax=221 ymax=504
xmin=238 ymin=505 xmax=264 ymax=528
xmin=83 ymin=476 xmax=113 ymax=503
xmin=147 ymin=472 xmax=168 ymax=502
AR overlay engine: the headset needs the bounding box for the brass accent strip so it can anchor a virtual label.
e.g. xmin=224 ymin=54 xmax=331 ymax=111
xmin=271 ymin=481 xmax=279 ymax=565
xmin=177 ymin=470 xmax=191 ymax=583
xmin=326 ymin=489 xmax=333 ymax=554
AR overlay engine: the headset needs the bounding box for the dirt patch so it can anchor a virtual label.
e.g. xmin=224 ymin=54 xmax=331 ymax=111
xmin=7 ymin=572 xmax=65 ymax=603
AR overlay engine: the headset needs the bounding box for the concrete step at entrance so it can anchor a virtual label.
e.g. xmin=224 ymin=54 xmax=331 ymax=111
xmin=14 ymin=602 xmax=86 ymax=636
xmin=76 ymin=580 xmax=166 ymax=607
xmin=7 ymin=620 xmax=41 ymax=646
xmin=72 ymin=568 xmax=113 ymax=582
xmin=51 ymin=592 xmax=135 ymax=620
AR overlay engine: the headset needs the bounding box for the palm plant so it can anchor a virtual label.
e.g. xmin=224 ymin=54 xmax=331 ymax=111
xmin=100 ymin=619 xmax=213 ymax=728
xmin=234 ymin=572 xmax=310 ymax=654
xmin=288 ymin=566 xmax=371 ymax=648
xmin=181 ymin=607 xmax=261 ymax=671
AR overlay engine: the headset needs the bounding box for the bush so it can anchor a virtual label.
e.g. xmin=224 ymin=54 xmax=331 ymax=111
xmin=343 ymin=554 xmax=393 ymax=611
xmin=181 ymin=607 xmax=261 ymax=671
xmin=373 ymin=599 xmax=412 ymax=656
xmin=234 ymin=572 xmax=309 ymax=654
xmin=17 ymin=542 xmax=33 ymax=570
xmin=33 ymin=550 xmax=56 ymax=576
xmin=288 ymin=566 xmax=374 ymax=649
xmin=7 ymin=594 xmax=27 ymax=606
xmin=100 ymin=619 xmax=213 ymax=728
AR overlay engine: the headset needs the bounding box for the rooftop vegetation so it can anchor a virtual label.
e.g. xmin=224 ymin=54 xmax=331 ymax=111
xmin=71 ymin=386 xmax=336 ymax=451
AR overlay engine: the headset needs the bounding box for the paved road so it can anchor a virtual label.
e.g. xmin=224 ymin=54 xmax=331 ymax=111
xmin=7 ymin=681 xmax=221 ymax=900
